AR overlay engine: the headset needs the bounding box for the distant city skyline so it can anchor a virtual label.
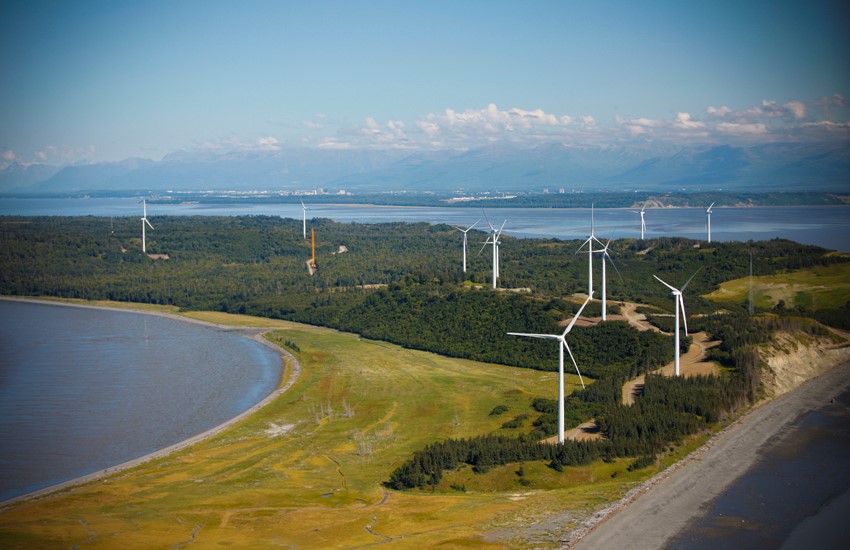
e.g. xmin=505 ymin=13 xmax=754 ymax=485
xmin=1 ymin=0 xmax=848 ymax=168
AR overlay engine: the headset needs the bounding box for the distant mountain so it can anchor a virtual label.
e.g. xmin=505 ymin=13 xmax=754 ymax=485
xmin=0 ymin=163 xmax=60 ymax=192
xmin=33 ymin=158 xmax=156 ymax=193
xmin=612 ymin=142 xmax=850 ymax=191
xmin=4 ymin=140 xmax=848 ymax=195
xmin=29 ymin=148 xmax=408 ymax=193
xmin=334 ymin=142 xmax=656 ymax=191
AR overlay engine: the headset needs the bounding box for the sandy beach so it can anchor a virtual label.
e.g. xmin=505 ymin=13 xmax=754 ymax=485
xmin=0 ymin=296 xmax=301 ymax=507
xmin=570 ymin=359 xmax=850 ymax=549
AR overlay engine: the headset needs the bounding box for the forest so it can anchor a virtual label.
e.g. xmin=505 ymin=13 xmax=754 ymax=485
xmin=1 ymin=215 xmax=846 ymax=489
xmin=386 ymin=312 xmax=815 ymax=490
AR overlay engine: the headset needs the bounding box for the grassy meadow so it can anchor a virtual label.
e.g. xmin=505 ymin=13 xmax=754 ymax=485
xmin=0 ymin=308 xmax=685 ymax=548
xmin=704 ymin=262 xmax=850 ymax=311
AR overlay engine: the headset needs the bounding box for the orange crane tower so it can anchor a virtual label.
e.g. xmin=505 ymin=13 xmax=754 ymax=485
xmin=311 ymin=228 xmax=317 ymax=269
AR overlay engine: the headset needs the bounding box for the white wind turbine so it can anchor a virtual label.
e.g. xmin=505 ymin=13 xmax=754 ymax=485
xmin=140 ymin=199 xmax=154 ymax=253
xmin=653 ymin=268 xmax=701 ymax=377
xmin=576 ymin=204 xmax=605 ymax=297
xmin=450 ymin=219 xmax=480 ymax=273
xmin=595 ymin=239 xmax=623 ymax=321
xmin=630 ymin=203 xmax=647 ymax=240
xmin=706 ymin=202 xmax=715 ymax=243
xmin=300 ymin=199 xmax=308 ymax=240
xmin=508 ymin=292 xmax=594 ymax=444
xmin=478 ymin=214 xmax=507 ymax=289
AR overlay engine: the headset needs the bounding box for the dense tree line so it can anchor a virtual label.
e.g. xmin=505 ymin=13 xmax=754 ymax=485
xmin=388 ymin=312 xmax=794 ymax=490
xmin=1 ymin=216 xmax=844 ymax=373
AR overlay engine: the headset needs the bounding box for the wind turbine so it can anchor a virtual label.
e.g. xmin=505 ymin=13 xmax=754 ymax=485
xmin=508 ymin=292 xmax=593 ymax=444
xmin=630 ymin=203 xmax=647 ymax=240
xmin=450 ymin=219 xmax=480 ymax=273
xmin=706 ymin=202 xmax=715 ymax=243
xmin=576 ymin=204 xmax=605 ymax=297
xmin=653 ymin=268 xmax=701 ymax=377
xmin=300 ymin=200 xmax=308 ymax=240
xmin=478 ymin=213 xmax=507 ymax=289
xmin=140 ymin=199 xmax=154 ymax=253
xmin=595 ymin=239 xmax=623 ymax=321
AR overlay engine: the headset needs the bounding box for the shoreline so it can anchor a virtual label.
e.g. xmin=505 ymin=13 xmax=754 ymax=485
xmin=568 ymin=357 xmax=850 ymax=549
xmin=0 ymin=296 xmax=302 ymax=508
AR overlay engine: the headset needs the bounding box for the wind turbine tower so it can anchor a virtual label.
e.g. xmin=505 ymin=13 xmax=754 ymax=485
xmin=706 ymin=202 xmax=715 ymax=243
xmin=653 ymin=269 xmax=701 ymax=376
xmin=596 ymin=239 xmax=622 ymax=321
xmin=300 ymin=200 xmax=308 ymax=240
xmin=576 ymin=204 xmax=604 ymax=297
xmin=479 ymin=214 xmax=507 ymax=289
xmin=630 ymin=203 xmax=647 ymax=240
xmin=451 ymin=219 xmax=480 ymax=273
xmin=140 ymin=199 xmax=154 ymax=253
xmin=508 ymin=292 xmax=593 ymax=443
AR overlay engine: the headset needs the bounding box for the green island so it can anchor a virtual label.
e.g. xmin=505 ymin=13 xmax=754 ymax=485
xmin=1 ymin=215 xmax=849 ymax=548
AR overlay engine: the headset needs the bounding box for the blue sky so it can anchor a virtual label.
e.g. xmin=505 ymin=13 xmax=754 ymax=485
xmin=1 ymin=0 xmax=848 ymax=166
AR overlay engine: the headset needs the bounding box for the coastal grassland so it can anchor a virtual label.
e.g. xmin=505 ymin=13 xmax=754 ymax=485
xmin=704 ymin=262 xmax=850 ymax=310
xmin=0 ymin=312 xmax=644 ymax=549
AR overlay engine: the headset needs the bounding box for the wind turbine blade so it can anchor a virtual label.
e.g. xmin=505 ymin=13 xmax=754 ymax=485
xmin=590 ymin=203 xmax=595 ymax=235
xmin=680 ymin=267 xmax=703 ymax=292
xmin=144 ymin=219 xmax=154 ymax=230
xmin=641 ymin=203 xmax=646 ymax=213
xmin=469 ymin=219 xmax=480 ymax=231
xmin=300 ymin=199 xmax=305 ymax=209
xmin=563 ymin=291 xmax=593 ymax=335
xmin=482 ymin=209 xmax=495 ymax=231
xmin=563 ymin=341 xmax=586 ymax=389
xmin=653 ymin=275 xmax=678 ymax=293
xmin=507 ymin=332 xmax=560 ymax=340
xmin=476 ymin=238 xmax=491 ymax=257
xmin=575 ymin=236 xmax=593 ymax=255
xmin=679 ymin=296 xmax=689 ymax=336
xmin=707 ymin=202 xmax=715 ymax=213
xmin=606 ymin=251 xmax=624 ymax=283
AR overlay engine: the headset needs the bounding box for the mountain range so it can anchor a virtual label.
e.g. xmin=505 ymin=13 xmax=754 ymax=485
xmin=2 ymin=141 xmax=848 ymax=195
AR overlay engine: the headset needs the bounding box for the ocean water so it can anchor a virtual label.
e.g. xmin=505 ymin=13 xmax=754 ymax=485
xmin=1 ymin=198 xmax=849 ymax=252
xmin=0 ymin=300 xmax=282 ymax=501
xmin=667 ymin=384 xmax=850 ymax=549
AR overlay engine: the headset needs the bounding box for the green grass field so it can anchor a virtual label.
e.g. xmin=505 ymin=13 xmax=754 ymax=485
xmin=704 ymin=262 xmax=850 ymax=310
xmin=0 ymin=308 xmax=683 ymax=548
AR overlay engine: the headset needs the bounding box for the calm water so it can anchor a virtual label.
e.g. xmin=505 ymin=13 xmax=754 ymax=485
xmin=1 ymin=198 xmax=849 ymax=252
xmin=667 ymin=382 xmax=850 ymax=549
xmin=0 ymin=300 xmax=281 ymax=501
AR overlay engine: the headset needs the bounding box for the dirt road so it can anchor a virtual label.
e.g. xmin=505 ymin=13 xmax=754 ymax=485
xmin=571 ymin=360 xmax=850 ymax=549
xmin=622 ymin=331 xmax=720 ymax=405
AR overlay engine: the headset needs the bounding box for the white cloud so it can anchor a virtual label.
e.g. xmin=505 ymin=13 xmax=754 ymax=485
xmin=716 ymin=122 xmax=768 ymax=135
xmin=784 ymin=100 xmax=806 ymax=119
xmin=256 ymin=136 xmax=281 ymax=151
xmin=317 ymin=137 xmax=351 ymax=149
xmin=707 ymin=105 xmax=732 ymax=117
xmin=298 ymin=96 xmax=846 ymax=152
